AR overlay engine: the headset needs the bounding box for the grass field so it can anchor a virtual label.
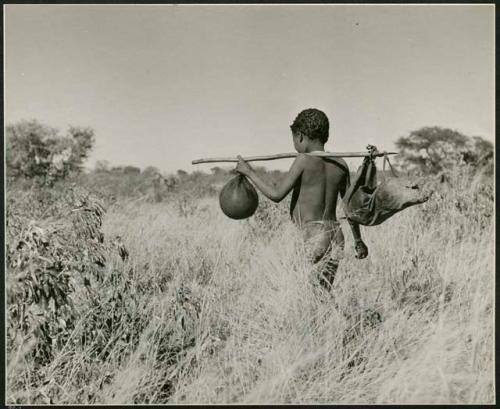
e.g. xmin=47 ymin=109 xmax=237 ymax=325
xmin=6 ymin=167 xmax=495 ymax=404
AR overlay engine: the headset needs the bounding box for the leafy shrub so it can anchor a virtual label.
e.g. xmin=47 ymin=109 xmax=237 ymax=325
xmin=6 ymin=183 xmax=115 ymax=366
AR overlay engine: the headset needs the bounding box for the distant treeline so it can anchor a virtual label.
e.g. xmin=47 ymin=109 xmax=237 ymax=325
xmin=79 ymin=164 xmax=288 ymax=202
xmin=6 ymin=119 xmax=493 ymax=203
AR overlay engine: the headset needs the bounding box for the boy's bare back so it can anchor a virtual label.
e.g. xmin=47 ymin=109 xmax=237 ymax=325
xmin=290 ymin=155 xmax=348 ymax=225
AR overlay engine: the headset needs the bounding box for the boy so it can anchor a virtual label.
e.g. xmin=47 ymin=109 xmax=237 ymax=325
xmin=235 ymin=108 xmax=368 ymax=289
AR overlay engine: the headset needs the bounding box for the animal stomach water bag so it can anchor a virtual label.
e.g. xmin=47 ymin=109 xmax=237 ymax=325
xmin=219 ymin=174 xmax=259 ymax=219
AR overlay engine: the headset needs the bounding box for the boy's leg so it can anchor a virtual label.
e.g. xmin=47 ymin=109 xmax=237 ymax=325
xmin=317 ymin=223 xmax=345 ymax=291
xmin=302 ymin=221 xmax=345 ymax=290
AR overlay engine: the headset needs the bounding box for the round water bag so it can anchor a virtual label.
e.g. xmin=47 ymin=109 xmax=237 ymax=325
xmin=219 ymin=174 xmax=259 ymax=219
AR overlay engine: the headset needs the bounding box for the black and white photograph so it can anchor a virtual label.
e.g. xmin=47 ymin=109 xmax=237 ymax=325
xmin=4 ymin=3 xmax=495 ymax=405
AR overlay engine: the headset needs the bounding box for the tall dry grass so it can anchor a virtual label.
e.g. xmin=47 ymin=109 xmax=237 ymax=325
xmin=6 ymin=168 xmax=494 ymax=404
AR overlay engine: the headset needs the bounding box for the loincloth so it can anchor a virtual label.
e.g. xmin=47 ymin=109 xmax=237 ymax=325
xmin=301 ymin=220 xmax=345 ymax=264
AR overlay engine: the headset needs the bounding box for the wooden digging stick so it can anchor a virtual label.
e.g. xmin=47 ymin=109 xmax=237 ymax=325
xmin=192 ymin=151 xmax=398 ymax=165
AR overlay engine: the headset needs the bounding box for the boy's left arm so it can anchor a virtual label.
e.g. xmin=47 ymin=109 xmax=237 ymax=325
xmin=339 ymin=170 xmax=368 ymax=259
xmin=348 ymin=220 xmax=368 ymax=259
xmin=235 ymin=155 xmax=305 ymax=203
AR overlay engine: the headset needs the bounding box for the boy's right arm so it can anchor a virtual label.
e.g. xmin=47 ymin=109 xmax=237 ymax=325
xmin=339 ymin=170 xmax=368 ymax=259
xmin=235 ymin=154 xmax=305 ymax=203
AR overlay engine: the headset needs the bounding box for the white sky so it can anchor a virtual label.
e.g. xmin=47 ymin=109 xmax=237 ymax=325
xmin=4 ymin=4 xmax=495 ymax=173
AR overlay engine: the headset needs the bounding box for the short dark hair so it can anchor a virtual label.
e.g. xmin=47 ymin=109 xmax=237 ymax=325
xmin=290 ymin=108 xmax=329 ymax=144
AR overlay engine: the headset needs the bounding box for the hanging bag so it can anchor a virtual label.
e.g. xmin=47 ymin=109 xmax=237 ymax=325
xmin=219 ymin=174 xmax=259 ymax=219
xmin=342 ymin=145 xmax=430 ymax=226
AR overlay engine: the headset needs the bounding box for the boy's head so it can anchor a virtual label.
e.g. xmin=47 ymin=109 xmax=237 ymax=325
xmin=290 ymin=109 xmax=329 ymax=151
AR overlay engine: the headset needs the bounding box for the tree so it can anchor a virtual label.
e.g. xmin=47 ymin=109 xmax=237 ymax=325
xmin=164 ymin=176 xmax=178 ymax=190
xmin=6 ymin=120 xmax=58 ymax=180
xmin=467 ymin=136 xmax=494 ymax=176
xmin=123 ymin=166 xmax=141 ymax=175
xmin=95 ymin=160 xmax=111 ymax=173
xmin=210 ymin=166 xmax=226 ymax=176
xmin=395 ymin=127 xmax=493 ymax=174
xmin=465 ymin=136 xmax=494 ymax=163
xmin=67 ymin=126 xmax=94 ymax=173
xmin=6 ymin=120 xmax=95 ymax=183
xmin=143 ymin=166 xmax=160 ymax=178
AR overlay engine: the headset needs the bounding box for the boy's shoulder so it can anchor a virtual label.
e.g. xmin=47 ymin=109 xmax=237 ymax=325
xmin=324 ymin=156 xmax=349 ymax=175
xmin=297 ymin=154 xmax=349 ymax=175
xmin=294 ymin=152 xmax=315 ymax=167
xmin=330 ymin=157 xmax=348 ymax=168
xmin=297 ymin=153 xmax=325 ymax=168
